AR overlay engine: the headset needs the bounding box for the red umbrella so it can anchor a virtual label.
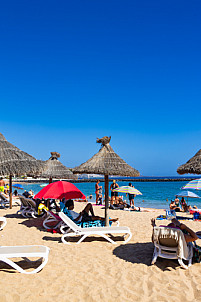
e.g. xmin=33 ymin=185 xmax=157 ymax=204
xmin=34 ymin=181 xmax=86 ymax=200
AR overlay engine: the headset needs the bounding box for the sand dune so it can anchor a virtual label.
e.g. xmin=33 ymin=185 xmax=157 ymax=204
xmin=0 ymin=203 xmax=201 ymax=302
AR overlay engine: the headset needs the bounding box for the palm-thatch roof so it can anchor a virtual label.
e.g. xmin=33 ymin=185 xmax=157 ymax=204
xmin=39 ymin=152 xmax=77 ymax=179
xmin=0 ymin=132 xmax=41 ymax=176
xmin=177 ymin=149 xmax=201 ymax=175
xmin=73 ymin=136 xmax=140 ymax=177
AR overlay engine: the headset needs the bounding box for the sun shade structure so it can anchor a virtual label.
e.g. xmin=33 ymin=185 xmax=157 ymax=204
xmin=73 ymin=136 xmax=140 ymax=225
xmin=39 ymin=152 xmax=77 ymax=183
xmin=177 ymin=149 xmax=201 ymax=175
xmin=0 ymin=132 xmax=41 ymax=208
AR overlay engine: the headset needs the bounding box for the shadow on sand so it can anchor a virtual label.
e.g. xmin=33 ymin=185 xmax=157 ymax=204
xmin=113 ymin=242 xmax=181 ymax=271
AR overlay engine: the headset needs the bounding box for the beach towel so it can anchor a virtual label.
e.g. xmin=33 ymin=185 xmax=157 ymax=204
xmin=153 ymin=227 xmax=189 ymax=260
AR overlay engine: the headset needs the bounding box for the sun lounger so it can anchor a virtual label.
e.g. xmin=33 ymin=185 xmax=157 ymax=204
xmin=0 ymin=245 xmax=50 ymax=274
xmin=60 ymin=201 xmax=119 ymax=228
xmin=43 ymin=211 xmax=63 ymax=230
xmin=17 ymin=195 xmax=32 ymax=217
xmin=0 ymin=217 xmax=7 ymax=230
xmin=151 ymin=226 xmax=193 ymax=269
xmin=0 ymin=193 xmax=10 ymax=208
xmin=0 ymin=193 xmax=20 ymax=208
xmin=58 ymin=212 xmax=132 ymax=244
xmin=17 ymin=196 xmax=45 ymax=218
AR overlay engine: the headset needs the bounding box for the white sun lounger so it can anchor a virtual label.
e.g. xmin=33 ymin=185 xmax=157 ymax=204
xmin=0 ymin=193 xmax=10 ymax=208
xmin=43 ymin=211 xmax=63 ymax=230
xmin=59 ymin=212 xmax=132 ymax=244
xmin=0 ymin=245 xmax=50 ymax=274
xmin=0 ymin=217 xmax=7 ymax=230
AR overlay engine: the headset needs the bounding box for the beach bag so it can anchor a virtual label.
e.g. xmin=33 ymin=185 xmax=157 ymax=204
xmin=193 ymin=243 xmax=201 ymax=263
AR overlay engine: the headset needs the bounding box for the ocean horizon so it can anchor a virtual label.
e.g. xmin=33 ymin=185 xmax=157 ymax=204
xmin=18 ymin=178 xmax=201 ymax=210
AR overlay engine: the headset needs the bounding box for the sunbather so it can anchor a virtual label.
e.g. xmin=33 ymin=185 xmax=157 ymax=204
xmin=65 ymin=199 xmax=118 ymax=223
xmin=151 ymin=218 xmax=198 ymax=243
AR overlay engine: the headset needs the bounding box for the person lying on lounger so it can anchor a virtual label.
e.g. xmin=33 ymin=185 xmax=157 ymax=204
xmin=151 ymin=218 xmax=199 ymax=243
xmin=65 ymin=199 xmax=118 ymax=223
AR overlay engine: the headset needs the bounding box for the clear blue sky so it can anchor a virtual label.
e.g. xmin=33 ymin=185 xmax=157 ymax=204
xmin=0 ymin=0 xmax=201 ymax=176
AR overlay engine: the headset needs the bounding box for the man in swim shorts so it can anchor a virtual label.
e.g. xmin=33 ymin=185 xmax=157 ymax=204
xmin=0 ymin=178 xmax=5 ymax=192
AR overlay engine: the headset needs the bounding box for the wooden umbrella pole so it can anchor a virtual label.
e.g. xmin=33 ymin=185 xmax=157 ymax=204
xmin=105 ymin=174 xmax=109 ymax=226
xmin=9 ymin=174 xmax=12 ymax=209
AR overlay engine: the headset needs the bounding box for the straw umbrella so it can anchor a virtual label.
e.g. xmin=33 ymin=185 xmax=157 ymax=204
xmin=177 ymin=149 xmax=201 ymax=175
xmin=0 ymin=132 xmax=41 ymax=208
xmin=73 ymin=136 xmax=140 ymax=225
xmin=39 ymin=152 xmax=77 ymax=183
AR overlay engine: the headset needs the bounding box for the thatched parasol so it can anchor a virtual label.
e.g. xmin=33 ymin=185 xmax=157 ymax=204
xmin=0 ymin=132 xmax=41 ymax=208
xmin=73 ymin=136 xmax=140 ymax=225
xmin=39 ymin=152 xmax=77 ymax=182
xmin=177 ymin=149 xmax=201 ymax=175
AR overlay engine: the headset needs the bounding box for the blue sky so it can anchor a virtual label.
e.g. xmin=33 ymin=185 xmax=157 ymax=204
xmin=0 ymin=0 xmax=201 ymax=176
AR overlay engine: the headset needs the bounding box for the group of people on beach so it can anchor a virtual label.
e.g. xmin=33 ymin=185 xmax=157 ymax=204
xmin=95 ymin=179 xmax=139 ymax=210
xmin=169 ymin=196 xmax=198 ymax=212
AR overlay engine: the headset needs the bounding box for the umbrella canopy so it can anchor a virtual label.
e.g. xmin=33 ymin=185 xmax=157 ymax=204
xmin=34 ymin=180 xmax=86 ymax=200
xmin=40 ymin=183 xmax=49 ymax=188
xmin=39 ymin=152 xmax=77 ymax=181
xmin=175 ymin=190 xmax=201 ymax=198
xmin=73 ymin=136 xmax=140 ymax=225
xmin=0 ymin=132 xmax=41 ymax=208
xmin=113 ymin=186 xmax=142 ymax=195
xmin=177 ymin=149 xmax=201 ymax=175
xmin=182 ymin=178 xmax=201 ymax=190
xmin=13 ymin=184 xmax=24 ymax=190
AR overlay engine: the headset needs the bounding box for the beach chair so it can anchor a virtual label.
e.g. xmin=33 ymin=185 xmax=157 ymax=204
xmin=0 ymin=245 xmax=50 ymax=274
xmin=0 ymin=193 xmax=10 ymax=208
xmin=151 ymin=226 xmax=193 ymax=269
xmin=58 ymin=212 xmax=132 ymax=244
xmin=17 ymin=196 xmax=45 ymax=219
xmin=43 ymin=211 xmax=63 ymax=230
xmin=0 ymin=217 xmax=7 ymax=230
xmin=60 ymin=202 xmax=119 ymax=228
xmin=17 ymin=195 xmax=32 ymax=217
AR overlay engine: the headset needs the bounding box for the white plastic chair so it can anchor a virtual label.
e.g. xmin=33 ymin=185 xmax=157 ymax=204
xmin=151 ymin=226 xmax=193 ymax=269
xmin=59 ymin=212 xmax=132 ymax=244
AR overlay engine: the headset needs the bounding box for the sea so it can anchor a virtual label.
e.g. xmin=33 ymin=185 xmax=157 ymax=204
xmin=18 ymin=178 xmax=201 ymax=210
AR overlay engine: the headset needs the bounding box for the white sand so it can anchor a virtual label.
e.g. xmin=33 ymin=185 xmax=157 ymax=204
xmin=0 ymin=203 xmax=201 ymax=302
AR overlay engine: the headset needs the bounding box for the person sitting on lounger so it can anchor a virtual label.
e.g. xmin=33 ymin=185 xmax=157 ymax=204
xmin=65 ymin=199 xmax=118 ymax=223
xmin=151 ymin=218 xmax=199 ymax=243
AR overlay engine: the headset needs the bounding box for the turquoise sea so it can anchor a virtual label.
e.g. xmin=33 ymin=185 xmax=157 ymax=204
xmin=19 ymin=180 xmax=201 ymax=210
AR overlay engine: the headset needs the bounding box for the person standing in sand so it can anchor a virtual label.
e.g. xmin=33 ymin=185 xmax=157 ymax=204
xmin=110 ymin=180 xmax=119 ymax=208
xmin=0 ymin=178 xmax=5 ymax=193
xmin=95 ymin=180 xmax=100 ymax=204
xmin=127 ymin=182 xmax=135 ymax=208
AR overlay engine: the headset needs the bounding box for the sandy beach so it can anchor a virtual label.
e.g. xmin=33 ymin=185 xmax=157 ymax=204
xmin=0 ymin=203 xmax=201 ymax=302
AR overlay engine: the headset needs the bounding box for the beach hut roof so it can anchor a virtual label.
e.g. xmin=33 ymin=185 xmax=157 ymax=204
xmin=73 ymin=136 xmax=140 ymax=177
xmin=0 ymin=132 xmax=41 ymax=176
xmin=39 ymin=152 xmax=77 ymax=179
xmin=177 ymin=149 xmax=201 ymax=175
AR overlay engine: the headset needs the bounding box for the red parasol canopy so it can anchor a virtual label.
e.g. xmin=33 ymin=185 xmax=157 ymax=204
xmin=34 ymin=181 xmax=85 ymax=200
